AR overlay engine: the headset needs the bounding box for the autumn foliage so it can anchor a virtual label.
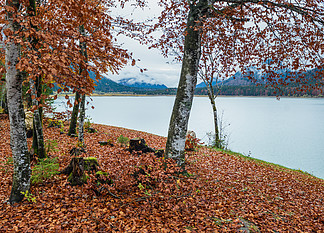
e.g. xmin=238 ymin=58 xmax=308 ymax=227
xmin=0 ymin=0 xmax=143 ymax=98
xmin=149 ymin=0 xmax=324 ymax=92
xmin=0 ymin=115 xmax=323 ymax=232
xmin=1 ymin=0 xmax=324 ymax=230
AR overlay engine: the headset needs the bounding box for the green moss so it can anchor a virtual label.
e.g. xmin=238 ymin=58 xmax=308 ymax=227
xmin=96 ymin=171 xmax=108 ymax=176
xmin=84 ymin=157 xmax=97 ymax=162
xmin=84 ymin=157 xmax=99 ymax=171
xmin=48 ymin=119 xmax=64 ymax=129
xmin=68 ymin=172 xmax=88 ymax=185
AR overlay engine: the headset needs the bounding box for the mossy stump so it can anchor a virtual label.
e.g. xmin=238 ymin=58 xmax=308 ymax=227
xmin=70 ymin=147 xmax=86 ymax=156
xmin=60 ymin=157 xmax=99 ymax=186
xmin=98 ymin=141 xmax=114 ymax=146
xmin=87 ymin=127 xmax=97 ymax=133
xmin=154 ymin=149 xmax=164 ymax=158
xmin=129 ymin=139 xmax=155 ymax=153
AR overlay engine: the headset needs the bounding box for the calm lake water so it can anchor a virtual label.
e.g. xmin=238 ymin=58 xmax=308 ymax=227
xmin=54 ymin=96 xmax=324 ymax=179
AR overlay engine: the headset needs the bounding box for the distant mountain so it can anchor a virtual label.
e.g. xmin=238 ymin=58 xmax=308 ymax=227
xmin=196 ymin=80 xmax=219 ymax=88
xmin=222 ymin=73 xmax=259 ymax=86
xmin=90 ymin=72 xmax=168 ymax=93
xmin=87 ymin=71 xmax=137 ymax=93
xmin=94 ymin=77 xmax=140 ymax=93
xmin=57 ymin=68 xmax=322 ymax=96
xmin=118 ymin=77 xmax=167 ymax=90
xmin=197 ymin=66 xmax=263 ymax=88
xmin=197 ymin=71 xmax=260 ymax=88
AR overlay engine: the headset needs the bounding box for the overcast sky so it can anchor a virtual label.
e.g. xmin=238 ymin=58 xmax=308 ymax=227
xmin=104 ymin=0 xmax=183 ymax=88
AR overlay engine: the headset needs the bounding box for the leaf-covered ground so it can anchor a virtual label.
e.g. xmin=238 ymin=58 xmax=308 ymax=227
xmin=0 ymin=115 xmax=323 ymax=232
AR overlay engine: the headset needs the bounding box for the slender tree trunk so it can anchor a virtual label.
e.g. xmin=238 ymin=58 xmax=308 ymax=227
xmin=206 ymin=81 xmax=221 ymax=148
xmin=31 ymin=76 xmax=45 ymax=157
xmin=78 ymin=24 xmax=88 ymax=143
xmin=68 ymin=91 xmax=80 ymax=136
xmin=30 ymin=78 xmax=46 ymax=158
xmin=1 ymin=86 xmax=8 ymax=114
xmin=78 ymin=94 xmax=86 ymax=143
xmin=27 ymin=0 xmax=46 ymax=158
xmin=165 ymin=3 xmax=205 ymax=168
xmin=5 ymin=0 xmax=31 ymax=204
xmin=209 ymin=96 xmax=221 ymax=148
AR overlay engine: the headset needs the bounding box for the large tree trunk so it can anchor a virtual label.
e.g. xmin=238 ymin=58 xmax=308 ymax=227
xmin=5 ymin=0 xmax=31 ymax=204
xmin=78 ymin=94 xmax=86 ymax=143
xmin=68 ymin=91 xmax=80 ymax=136
xmin=165 ymin=3 xmax=204 ymax=168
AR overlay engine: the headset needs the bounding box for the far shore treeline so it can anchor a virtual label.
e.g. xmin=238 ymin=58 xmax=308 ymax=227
xmin=86 ymin=69 xmax=324 ymax=97
xmin=90 ymin=81 xmax=324 ymax=98
xmin=123 ymin=85 xmax=323 ymax=97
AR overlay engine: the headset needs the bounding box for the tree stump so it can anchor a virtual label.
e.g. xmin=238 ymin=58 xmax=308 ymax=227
xmin=87 ymin=127 xmax=97 ymax=133
xmin=84 ymin=157 xmax=99 ymax=172
xmin=98 ymin=141 xmax=114 ymax=146
xmin=154 ymin=149 xmax=164 ymax=158
xmin=60 ymin=157 xmax=99 ymax=185
xmin=129 ymin=139 xmax=155 ymax=153
xmin=60 ymin=157 xmax=86 ymax=185
xmin=70 ymin=147 xmax=86 ymax=157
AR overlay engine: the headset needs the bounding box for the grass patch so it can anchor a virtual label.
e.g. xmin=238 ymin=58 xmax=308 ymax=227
xmin=212 ymin=148 xmax=322 ymax=180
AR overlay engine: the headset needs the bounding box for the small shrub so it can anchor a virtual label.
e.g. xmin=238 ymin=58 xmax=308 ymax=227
xmin=21 ymin=190 xmax=36 ymax=203
xmin=31 ymin=157 xmax=59 ymax=184
xmin=48 ymin=119 xmax=64 ymax=128
xmin=45 ymin=139 xmax=59 ymax=154
xmin=185 ymin=134 xmax=201 ymax=151
xmin=107 ymin=139 xmax=113 ymax=145
xmin=4 ymin=157 xmax=13 ymax=166
xmin=117 ymin=135 xmax=129 ymax=147
xmin=0 ymin=157 xmax=13 ymax=173
xmin=84 ymin=116 xmax=92 ymax=129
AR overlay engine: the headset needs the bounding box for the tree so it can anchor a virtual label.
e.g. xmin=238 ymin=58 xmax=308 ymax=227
xmin=68 ymin=92 xmax=81 ymax=136
xmin=198 ymin=39 xmax=226 ymax=149
xmin=0 ymin=0 xmax=139 ymax=203
xmin=78 ymin=24 xmax=88 ymax=143
xmin=3 ymin=0 xmax=31 ymax=204
xmin=28 ymin=0 xmax=46 ymax=158
xmin=78 ymin=93 xmax=86 ymax=142
xmin=149 ymin=0 xmax=324 ymax=168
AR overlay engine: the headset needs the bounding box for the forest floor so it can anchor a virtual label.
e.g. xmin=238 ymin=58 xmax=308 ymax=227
xmin=0 ymin=114 xmax=323 ymax=232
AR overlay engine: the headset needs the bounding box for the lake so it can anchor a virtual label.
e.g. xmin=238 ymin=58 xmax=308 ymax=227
xmin=54 ymin=96 xmax=324 ymax=179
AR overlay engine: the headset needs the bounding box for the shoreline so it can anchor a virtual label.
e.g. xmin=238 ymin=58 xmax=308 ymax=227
xmin=1 ymin=116 xmax=323 ymax=231
xmin=91 ymin=121 xmax=324 ymax=181
xmin=53 ymin=93 xmax=324 ymax=99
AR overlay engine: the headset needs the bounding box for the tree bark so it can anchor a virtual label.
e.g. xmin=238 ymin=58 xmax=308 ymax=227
xmin=5 ymin=0 xmax=31 ymax=204
xmin=26 ymin=0 xmax=46 ymax=158
xmin=78 ymin=24 xmax=88 ymax=143
xmin=68 ymin=91 xmax=80 ymax=136
xmin=165 ymin=3 xmax=205 ymax=168
xmin=78 ymin=93 xmax=86 ymax=143
xmin=209 ymin=96 xmax=221 ymax=148
xmin=30 ymin=78 xmax=46 ymax=158
xmin=205 ymin=80 xmax=221 ymax=148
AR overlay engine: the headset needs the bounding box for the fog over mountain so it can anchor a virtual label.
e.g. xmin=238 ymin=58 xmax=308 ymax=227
xmin=118 ymin=77 xmax=167 ymax=89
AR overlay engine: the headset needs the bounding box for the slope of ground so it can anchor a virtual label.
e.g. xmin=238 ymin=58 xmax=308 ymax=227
xmin=0 ymin=115 xmax=323 ymax=232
